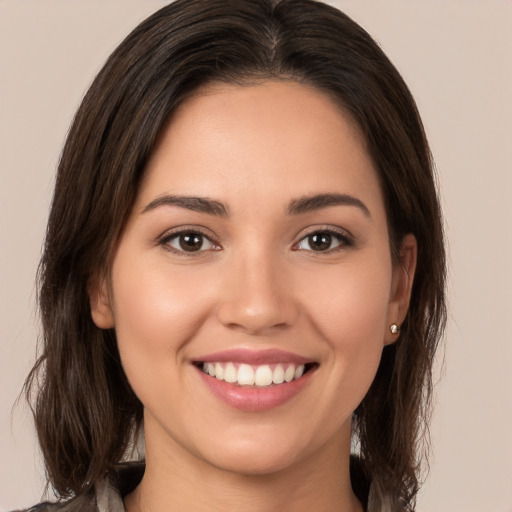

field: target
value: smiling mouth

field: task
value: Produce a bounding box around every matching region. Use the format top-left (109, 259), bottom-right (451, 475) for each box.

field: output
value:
top-left (195, 361), bottom-right (318, 387)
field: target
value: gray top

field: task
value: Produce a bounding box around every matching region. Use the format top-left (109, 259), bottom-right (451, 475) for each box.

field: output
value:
top-left (94, 478), bottom-right (385, 511)
top-left (19, 462), bottom-right (389, 512)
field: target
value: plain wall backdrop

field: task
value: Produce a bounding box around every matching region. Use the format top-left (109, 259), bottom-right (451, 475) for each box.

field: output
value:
top-left (1, 1), bottom-right (511, 510)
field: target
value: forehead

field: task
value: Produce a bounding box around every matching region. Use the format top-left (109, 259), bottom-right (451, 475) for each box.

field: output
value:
top-left (138, 81), bottom-right (384, 219)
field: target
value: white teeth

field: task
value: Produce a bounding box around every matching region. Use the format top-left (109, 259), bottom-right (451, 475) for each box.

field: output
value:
top-left (214, 362), bottom-right (224, 380)
top-left (294, 364), bottom-right (305, 379)
top-left (201, 361), bottom-right (310, 387)
top-left (224, 363), bottom-right (237, 383)
top-left (255, 365), bottom-right (273, 386)
top-left (284, 365), bottom-right (295, 383)
top-left (237, 364), bottom-right (255, 386)
top-left (272, 364), bottom-right (285, 384)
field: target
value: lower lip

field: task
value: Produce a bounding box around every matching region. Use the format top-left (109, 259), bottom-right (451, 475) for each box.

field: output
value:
top-left (196, 366), bottom-right (315, 412)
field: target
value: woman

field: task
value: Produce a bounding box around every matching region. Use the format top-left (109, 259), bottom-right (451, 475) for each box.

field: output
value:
top-left (21, 0), bottom-right (446, 511)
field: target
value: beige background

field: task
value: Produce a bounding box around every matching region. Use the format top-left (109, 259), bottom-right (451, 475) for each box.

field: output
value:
top-left (1, 1), bottom-right (511, 510)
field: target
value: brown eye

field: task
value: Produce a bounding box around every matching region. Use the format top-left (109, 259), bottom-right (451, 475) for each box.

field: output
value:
top-left (179, 233), bottom-right (204, 252)
top-left (295, 230), bottom-right (351, 253)
top-left (162, 231), bottom-right (217, 253)
top-left (307, 233), bottom-right (332, 251)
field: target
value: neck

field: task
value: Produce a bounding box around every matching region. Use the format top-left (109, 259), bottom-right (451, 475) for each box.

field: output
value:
top-left (124, 418), bottom-right (363, 512)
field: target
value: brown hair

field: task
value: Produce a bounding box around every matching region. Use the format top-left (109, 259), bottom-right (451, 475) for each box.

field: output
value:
top-left (25, 0), bottom-right (446, 510)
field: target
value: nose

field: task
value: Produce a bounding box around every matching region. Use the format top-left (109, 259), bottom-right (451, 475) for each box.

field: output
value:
top-left (216, 250), bottom-right (299, 335)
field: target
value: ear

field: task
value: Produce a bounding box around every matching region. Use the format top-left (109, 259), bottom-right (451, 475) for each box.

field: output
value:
top-left (88, 273), bottom-right (115, 329)
top-left (385, 234), bottom-right (417, 345)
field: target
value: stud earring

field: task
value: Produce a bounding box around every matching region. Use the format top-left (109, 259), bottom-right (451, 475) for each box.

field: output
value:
top-left (390, 323), bottom-right (400, 335)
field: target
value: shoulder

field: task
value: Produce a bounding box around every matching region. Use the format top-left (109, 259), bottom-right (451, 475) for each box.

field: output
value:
top-left (13, 462), bottom-right (145, 512)
top-left (11, 497), bottom-right (97, 512)
top-left (14, 494), bottom-right (99, 512)
top-left (10, 503), bottom-right (66, 512)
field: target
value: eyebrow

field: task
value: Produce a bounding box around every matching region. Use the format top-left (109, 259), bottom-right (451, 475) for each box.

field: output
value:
top-left (287, 193), bottom-right (371, 217)
top-left (142, 195), bottom-right (229, 217)
top-left (142, 192), bottom-right (370, 218)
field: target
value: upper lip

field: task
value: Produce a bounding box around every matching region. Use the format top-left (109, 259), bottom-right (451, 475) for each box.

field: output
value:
top-left (192, 348), bottom-right (314, 365)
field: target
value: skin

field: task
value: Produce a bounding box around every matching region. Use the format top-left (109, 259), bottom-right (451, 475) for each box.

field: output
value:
top-left (91, 81), bottom-right (416, 512)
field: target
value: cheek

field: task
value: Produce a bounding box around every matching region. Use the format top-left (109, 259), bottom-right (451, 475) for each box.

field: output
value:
top-left (109, 250), bottom-right (212, 382)
top-left (301, 254), bottom-right (392, 395)
top-left (304, 255), bottom-right (392, 340)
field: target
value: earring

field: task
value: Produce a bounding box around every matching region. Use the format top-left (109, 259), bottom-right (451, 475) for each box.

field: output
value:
top-left (390, 323), bottom-right (400, 335)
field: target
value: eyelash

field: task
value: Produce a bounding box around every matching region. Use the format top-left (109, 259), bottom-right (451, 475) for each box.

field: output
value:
top-left (157, 227), bottom-right (354, 256)
top-left (158, 228), bottom-right (220, 256)
top-left (292, 227), bottom-right (354, 253)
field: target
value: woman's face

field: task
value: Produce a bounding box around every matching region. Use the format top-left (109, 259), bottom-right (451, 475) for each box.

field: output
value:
top-left (91, 81), bottom-right (415, 476)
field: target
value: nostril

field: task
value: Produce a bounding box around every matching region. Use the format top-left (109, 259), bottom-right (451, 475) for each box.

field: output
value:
top-left (224, 320), bottom-right (290, 336)
top-left (215, 279), bottom-right (300, 334)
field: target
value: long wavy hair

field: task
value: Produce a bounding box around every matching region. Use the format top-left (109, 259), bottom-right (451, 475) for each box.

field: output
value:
top-left (25, 1), bottom-right (446, 510)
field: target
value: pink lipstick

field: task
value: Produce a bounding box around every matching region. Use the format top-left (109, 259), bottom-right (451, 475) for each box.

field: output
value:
top-left (192, 349), bottom-right (317, 412)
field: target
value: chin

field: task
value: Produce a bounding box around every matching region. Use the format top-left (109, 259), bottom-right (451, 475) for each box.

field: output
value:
top-left (191, 423), bottom-right (337, 478)
top-left (204, 444), bottom-right (304, 477)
